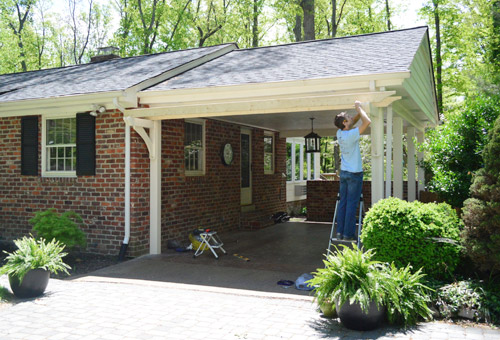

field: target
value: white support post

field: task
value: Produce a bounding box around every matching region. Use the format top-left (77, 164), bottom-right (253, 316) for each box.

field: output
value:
top-left (385, 106), bottom-right (393, 198)
top-left (417, 131), bottom-right (425, 198)
top-left (407, 126), bottom-right (416, 202)
top-left (370, 104), bottom-right (384, 205)
top-left (393, 116), bottom-right (404, 199)
top-left (314, 152), bottom-right (320, 180)
top-left (299, 143), bottom-right (304, 181)
top-left (306, 151), bottom-right (311, 180)
top-left (150, 120), bottom-right (162, 255)
top-left (291, 142), bottom-right (296, 182)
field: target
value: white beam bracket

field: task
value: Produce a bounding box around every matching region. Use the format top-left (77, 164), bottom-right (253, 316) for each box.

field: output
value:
top-left (123, 116), bottom-right (156, 159)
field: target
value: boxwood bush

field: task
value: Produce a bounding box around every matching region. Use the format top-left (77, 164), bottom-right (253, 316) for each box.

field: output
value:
top-left (360, 197), bottom-right (462, 279)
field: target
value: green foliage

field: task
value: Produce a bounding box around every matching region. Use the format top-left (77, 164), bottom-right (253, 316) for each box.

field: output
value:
top-left (419, 94), bottom-right (500, 208)
top-left (462, 113), bottom-right (500, 274)
top-left (428, 279), bottom-right (500, 324)
top-left (361, 197), bottom-right (462, 279)
top-left (0, 236), bottom-right (70, 281)
top-left (309, 245), bottom-right (433, 326)
top-left (309, 246), bottom-right (387, 314)
top-left (384, 263), bottom-right (434, 326)
top-left (30, 209), bottom-right (87, 250)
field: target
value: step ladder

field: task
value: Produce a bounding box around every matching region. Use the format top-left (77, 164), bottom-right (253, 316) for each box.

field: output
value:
top-left (327, 193), bottom-right (364, 252)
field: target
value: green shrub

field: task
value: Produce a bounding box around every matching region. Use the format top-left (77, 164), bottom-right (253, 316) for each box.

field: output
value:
top-left (462, 113), bottom-right (500, 274)
top-left (30, 209), bottom-right (87, 250)
top-left (427, 279), bottom-right (500, 324)
top-left (361, 197), bottom-right (462, 279)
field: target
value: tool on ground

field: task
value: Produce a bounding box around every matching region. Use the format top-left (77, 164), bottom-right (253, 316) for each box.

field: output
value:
top-left (328, 193), bottom-right (365, 252)
top-left (190, 228), bottom-right (227, 259)
top-left (233, 253), bottom-right (250, 261)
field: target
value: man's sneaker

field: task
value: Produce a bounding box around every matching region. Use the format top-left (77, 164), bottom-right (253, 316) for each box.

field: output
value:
top-left (343, 237), bottom-right (357, 242)
top-left (336, 233), bottom-right (343, 240)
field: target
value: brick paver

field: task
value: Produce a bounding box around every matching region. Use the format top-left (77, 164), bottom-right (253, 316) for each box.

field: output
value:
top-left (0, 275), bottom-right (499, 340)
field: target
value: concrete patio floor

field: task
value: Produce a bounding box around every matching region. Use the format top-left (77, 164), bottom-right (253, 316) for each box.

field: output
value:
top-left (82, 220), bottom-right (336, 296)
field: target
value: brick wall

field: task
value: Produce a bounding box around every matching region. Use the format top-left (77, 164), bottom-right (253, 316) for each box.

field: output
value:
top-left (160, 121), bottom-right (286, 248)
top-left (0, 112), bottom-right (132, 255)
top-left (306, 180), bottom-right (418, 222)
top-left (0, 114), bottom-right (286, 256)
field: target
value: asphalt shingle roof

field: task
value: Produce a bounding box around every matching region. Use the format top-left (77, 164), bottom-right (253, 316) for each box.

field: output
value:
top-left (0, 44), bottom-right (233, 103)
top-left (148, 27), bottom-right (428, 91)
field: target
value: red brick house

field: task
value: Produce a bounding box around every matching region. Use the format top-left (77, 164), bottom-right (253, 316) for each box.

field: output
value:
top-left (0, 27), bottom-right (438, 257)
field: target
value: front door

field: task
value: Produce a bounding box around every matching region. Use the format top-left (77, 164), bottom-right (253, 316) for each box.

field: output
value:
top-left (241, 128), bottom-right (252, 205)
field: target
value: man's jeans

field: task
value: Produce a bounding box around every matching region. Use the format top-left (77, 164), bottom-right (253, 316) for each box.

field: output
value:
top-left (336, 170), bottom-right (363, 239)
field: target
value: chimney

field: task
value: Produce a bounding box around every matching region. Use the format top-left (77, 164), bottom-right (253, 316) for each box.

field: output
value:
top-left (91, 46), bottom-right (120, 63)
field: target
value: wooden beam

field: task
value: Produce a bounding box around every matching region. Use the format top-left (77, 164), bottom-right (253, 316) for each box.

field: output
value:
top-left (126, 91), bottom-right (397, 120)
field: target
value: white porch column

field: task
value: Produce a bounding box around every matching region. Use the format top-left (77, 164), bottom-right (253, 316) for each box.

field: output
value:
top-left (313, 152), bottom-right (320, 179)
top-left (417, 131), bottom-right (425, 197)
top-left (291, 142), bottom-right (296, 181)
top-left (307, 152), bottom-right (311, 180)
top-left (370, 104), bottom-right (384, 204)
top-left (407, 126), bottom-right (416, 202)
top-left (393, 116), bottom-right (404, 199)
top-left (150, 120), bottom-right (162, 254)
top-left (385, 106), bottom-right (393, 198)
top-left (299, 143), bottom-right (304, 181)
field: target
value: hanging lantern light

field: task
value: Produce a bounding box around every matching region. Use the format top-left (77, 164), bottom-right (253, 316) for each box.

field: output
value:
top-left (305, 118), bottom-right (321, 153)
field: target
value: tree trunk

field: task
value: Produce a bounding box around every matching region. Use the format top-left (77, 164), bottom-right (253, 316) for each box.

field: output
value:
top-left (385, 0), bottom-right (391, 31)
top-left (492, 0), bottom-right (500, 66)
top-left (302, 0), bottom-right (315, 40)
top-left (252, 0), bottom-right (258, 47)
top-left (293, 14), bottom-right (302, 41)
top-left (433, 0), bottom-right (443, 113)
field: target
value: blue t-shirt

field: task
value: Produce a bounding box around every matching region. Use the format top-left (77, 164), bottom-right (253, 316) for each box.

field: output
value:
top-left (337, 127), bottom-right (362, 173)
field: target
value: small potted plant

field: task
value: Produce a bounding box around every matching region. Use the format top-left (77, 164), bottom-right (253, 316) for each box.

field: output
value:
top-left (0, 236), bottom-right (70, 298)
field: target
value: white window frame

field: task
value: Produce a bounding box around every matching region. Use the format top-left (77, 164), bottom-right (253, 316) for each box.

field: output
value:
top-left (264, 131), bottom-right (275, 175)
top-left (41, 114), bottom-right (77, 178)
top-left (184, 119), bottom-right (206, 176)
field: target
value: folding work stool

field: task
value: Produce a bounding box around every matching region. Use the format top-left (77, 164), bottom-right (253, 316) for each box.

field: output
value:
top-left (193, 229), bottom-right (227, 259)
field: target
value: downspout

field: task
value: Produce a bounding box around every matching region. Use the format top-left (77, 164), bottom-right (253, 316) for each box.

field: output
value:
top-left (114, 97), bottom-right (130, 261)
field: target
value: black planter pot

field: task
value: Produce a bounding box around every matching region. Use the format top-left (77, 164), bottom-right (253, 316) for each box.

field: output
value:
top-left (9, 268), bottom-right (50, 298)
top-left (336, 299), bottom-right (386, 331)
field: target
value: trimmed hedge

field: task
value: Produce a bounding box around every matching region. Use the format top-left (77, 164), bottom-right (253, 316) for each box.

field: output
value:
top-left (360, 197), bottom-right (462, 279)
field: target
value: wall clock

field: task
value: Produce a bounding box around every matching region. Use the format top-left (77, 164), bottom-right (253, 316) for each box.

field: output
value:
top-left (221, 143), bottom-right (234, 166)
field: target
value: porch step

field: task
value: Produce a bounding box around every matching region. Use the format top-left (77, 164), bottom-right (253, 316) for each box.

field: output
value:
top-left (240, 210), bottom-right (274, 231)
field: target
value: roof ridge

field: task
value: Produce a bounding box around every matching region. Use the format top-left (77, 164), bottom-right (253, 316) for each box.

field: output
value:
top-left (233, 26), bottom-right (429, 52)
top-left (0, 43), bottom-right (238, 78)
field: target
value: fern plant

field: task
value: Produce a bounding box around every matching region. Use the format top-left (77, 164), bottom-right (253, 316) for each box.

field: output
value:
top-left (308, 245), bottom-right (387, 314)
top-left (0, 236), bottom-right (71, 281)
top-left (309, 245), bottom-right (434, 326)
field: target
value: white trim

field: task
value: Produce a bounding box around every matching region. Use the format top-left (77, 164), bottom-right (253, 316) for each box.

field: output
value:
top-left (41, 114), bottom-right (77, 178)
top-left (370, 104), bottom-right (384, 204)
top-left (407, 127), bottom-right (416, 202)
top-left (184, 118), bottom-right (206, 176)
top-left (393, 116), bottom-right (404, 199)
top-left (149, 120), bottom-right (162, 255)
top-left (417, 131), bottom-right (426, 197)
top-left (263, 131), bottom-right (275, 175)
top-left (385, 106), bottom-right (393, 198)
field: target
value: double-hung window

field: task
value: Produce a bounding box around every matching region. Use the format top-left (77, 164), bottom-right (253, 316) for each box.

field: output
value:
top-left (184, 119), bottom-right (205, 175)
top-left (42, 116), bottom-right (77, 177)
top-left (264, 132), bottom-right (275, 174)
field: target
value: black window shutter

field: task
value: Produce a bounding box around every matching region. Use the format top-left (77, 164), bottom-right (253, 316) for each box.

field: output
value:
top-left (21, 116), bottom-right (39, 176)
top-left (76, 113), bottom-right (96, 176)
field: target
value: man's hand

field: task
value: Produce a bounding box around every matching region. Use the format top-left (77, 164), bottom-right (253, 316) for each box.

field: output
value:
top-left (355, 100), bottom-right (371, 134)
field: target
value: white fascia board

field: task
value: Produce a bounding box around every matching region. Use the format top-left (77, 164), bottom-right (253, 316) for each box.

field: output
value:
top-left (138, 72), bottom-right (411, 106)
top-left (126, 90), bottom-right (397, 120)
top-left (392, 101), bottom-right (425, 132)
top-left (0, 90), bottom-right (134, 117)
top-left (128, 44), bottom-right (237, 93)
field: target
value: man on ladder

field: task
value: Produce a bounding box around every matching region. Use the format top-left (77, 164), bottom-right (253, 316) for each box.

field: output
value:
top-left (333, 101), bottom-right (371, 242)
